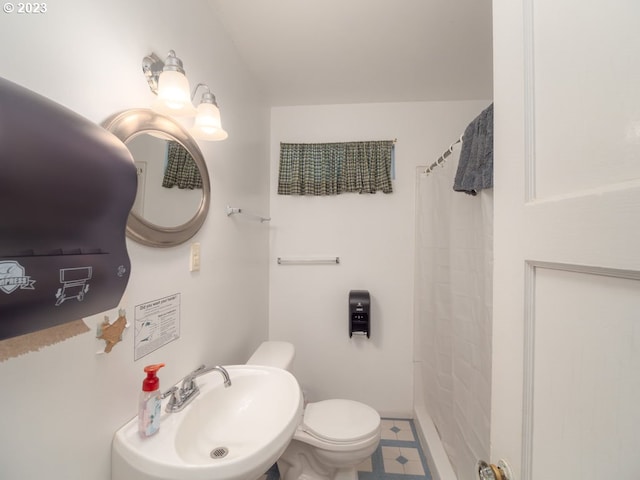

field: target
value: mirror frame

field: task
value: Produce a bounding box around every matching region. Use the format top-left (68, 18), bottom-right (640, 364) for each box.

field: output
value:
top-left (102, 109), bottom-right (210, 248)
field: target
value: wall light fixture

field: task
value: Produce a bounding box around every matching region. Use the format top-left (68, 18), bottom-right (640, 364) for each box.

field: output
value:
top-left (191, 84), bottom-right (228, 141)
top-left (142, 50), bottom-right (228, 141)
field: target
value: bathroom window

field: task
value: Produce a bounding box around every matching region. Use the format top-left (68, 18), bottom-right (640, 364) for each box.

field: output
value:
top-left (278, 140), bottom-right (394, 196)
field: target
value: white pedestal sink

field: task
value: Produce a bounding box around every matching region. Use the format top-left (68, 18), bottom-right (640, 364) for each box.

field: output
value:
top-left (112, 365), bottom-right (303, 480)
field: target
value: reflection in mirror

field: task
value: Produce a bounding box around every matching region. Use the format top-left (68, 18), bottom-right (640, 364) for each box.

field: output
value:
top-left (102, 109), bottom-right (210, 248)
top-left (127, 135), bottom-right (202, 228)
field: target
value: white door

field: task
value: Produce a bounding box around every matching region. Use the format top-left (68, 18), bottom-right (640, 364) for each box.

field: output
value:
top-left (492, 1), bottom-right (640, 479)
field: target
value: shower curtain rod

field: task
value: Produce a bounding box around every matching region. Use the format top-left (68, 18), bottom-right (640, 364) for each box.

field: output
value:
top-left (423, 134), bottom-right (463, 175)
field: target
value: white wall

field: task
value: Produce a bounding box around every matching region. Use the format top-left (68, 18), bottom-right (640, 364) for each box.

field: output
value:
top-left (269, 100), bottom-right (489, 416)
top-left (0, 1), bottom-right (270, 479)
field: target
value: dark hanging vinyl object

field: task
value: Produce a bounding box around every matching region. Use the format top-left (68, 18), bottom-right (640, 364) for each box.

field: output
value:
top-left (0, 77), bottom-right (137, 340)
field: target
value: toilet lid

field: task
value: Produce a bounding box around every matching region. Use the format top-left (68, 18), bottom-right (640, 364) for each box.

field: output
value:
top-left (302, 399), bottom-right (380, 443)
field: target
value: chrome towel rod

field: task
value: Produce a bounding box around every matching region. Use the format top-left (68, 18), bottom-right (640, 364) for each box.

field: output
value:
top-left (277, 257), bottom-right (340, 265)
top-left (225, 205), bottom-right (270, 223)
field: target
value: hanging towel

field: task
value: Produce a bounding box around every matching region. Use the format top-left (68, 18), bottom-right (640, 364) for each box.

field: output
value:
top-left (453, 103), bottom-right (493, 195)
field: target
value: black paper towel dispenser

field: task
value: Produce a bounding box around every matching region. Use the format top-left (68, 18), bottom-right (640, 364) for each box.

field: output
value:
top-left (0, 77), bottom-right (137, 340)
top-left (349, 290), bottom-right (370, 338)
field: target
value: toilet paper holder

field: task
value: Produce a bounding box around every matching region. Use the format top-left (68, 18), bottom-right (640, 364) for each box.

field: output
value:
top-left (349, 290), bottom-right (370, 338)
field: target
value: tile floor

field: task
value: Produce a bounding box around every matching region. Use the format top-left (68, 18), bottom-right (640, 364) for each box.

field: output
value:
top-left (260, 418), bottom-right (432, 480)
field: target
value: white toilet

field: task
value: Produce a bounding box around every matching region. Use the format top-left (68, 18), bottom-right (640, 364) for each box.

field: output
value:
top-left (247, 341), bottom-right (381, 480)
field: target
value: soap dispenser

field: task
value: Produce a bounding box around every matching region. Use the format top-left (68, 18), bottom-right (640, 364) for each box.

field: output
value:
top-left (138, 363), bottom-right (165, 438)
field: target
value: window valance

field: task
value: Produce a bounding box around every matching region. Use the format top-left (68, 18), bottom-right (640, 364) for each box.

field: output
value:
top-left (278, 140), bottom-right (394, 196)
top-left (162, 141), bottom-right (203, 190)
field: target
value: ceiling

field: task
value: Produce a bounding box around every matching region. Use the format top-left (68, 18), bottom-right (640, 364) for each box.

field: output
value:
top-left (208, 0), bottom-right (493, 107)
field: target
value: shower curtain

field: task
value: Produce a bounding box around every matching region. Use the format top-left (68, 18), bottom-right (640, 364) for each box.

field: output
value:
top-left (414, 157), bottom-right (493, 479)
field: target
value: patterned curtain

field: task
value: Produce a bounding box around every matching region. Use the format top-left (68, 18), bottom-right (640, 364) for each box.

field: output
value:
top-left (278, 140), bottom-right (394, 196)
top-left (162, 141), bottom-right (203, 189)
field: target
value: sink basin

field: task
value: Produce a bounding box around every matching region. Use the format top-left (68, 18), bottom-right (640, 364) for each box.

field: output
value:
top-left (112, 365), bottom-right (303, 480)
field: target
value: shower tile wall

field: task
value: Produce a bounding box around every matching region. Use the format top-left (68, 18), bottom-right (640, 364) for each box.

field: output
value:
top-left (415, 159), bottom-right (493, 477)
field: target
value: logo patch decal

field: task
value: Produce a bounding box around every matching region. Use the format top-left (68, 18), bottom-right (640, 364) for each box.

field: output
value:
top-left (0, 261), bottom-right (36, 294)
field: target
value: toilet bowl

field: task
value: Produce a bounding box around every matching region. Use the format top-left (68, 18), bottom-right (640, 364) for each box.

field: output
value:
top-left (247, 342), bottom-right (381, 480)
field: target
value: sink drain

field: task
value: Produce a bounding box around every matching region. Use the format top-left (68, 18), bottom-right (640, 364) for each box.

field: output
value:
top-left (210, 447), bottom-right (229, 459)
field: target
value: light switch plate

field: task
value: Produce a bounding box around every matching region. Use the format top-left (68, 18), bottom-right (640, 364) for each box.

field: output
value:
top-left (189, 242), bottom-right (201, 271)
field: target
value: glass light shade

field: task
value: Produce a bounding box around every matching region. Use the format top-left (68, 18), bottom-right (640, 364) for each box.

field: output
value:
top-left (192, 102), bottom-right (228, 141)
top-left (153, 70), bottom-right (196, 116)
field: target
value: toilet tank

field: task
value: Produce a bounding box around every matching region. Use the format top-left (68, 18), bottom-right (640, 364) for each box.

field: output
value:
top-left (247, 341), bottom-right (295, 371)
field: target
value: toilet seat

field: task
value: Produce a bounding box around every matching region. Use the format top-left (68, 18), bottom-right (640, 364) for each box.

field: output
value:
top-left (301, 399), bottom-right (380, 444)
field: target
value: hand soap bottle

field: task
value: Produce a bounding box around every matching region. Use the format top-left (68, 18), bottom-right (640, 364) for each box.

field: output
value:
top-left (138, 363), bottom-right (165, 438)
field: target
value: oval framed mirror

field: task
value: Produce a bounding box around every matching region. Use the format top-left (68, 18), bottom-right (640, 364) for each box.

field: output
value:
top-left (102, 109), bottom-right (210, 248)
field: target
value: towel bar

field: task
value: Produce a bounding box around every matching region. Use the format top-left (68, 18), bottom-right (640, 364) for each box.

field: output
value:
top-left (277, 257), bottom-right (340, 265)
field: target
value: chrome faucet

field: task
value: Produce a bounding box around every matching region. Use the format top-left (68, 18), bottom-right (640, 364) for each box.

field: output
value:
top-left (164, 365), bottom-right (232, 413)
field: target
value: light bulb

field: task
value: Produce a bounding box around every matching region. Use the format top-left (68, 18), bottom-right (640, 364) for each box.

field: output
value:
top-left (192, 102), bottom-right (228, 141)
top-left (154, 70), bottom-right (195, 116)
